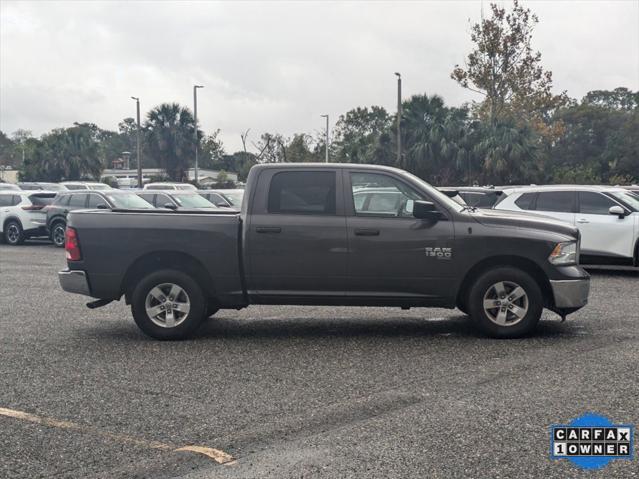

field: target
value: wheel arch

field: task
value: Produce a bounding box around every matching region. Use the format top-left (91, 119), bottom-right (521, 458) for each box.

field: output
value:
top-left (3, 216), bottom-right (23, 232)
top-left (121, 251), bottom-right (217, 305)
top-left (456, 255), bottom-right (552, 309)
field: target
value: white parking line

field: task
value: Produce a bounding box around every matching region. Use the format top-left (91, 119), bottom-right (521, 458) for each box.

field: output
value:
top-left (0, 406), bottom-right (234, 464)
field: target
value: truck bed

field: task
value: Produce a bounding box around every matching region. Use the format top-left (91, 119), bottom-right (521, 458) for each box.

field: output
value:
top-left (67, 209), bottom-right (245, 305)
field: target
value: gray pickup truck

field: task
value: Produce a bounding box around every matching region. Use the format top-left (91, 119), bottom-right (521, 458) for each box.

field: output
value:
top-left (59, 163), bottom-right (590, 339)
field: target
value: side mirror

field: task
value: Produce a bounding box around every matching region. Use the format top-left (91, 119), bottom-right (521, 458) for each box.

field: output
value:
top-left (216, 201), bottom-right (229, 207)
top-left (609, 205), bottom-right (625, 218)
top-left (164, 203), bottom-right (178, 210)
top-left (96, 203), bottom-right (109, 209)
top-left (413, 200), bottom-right (443, 221)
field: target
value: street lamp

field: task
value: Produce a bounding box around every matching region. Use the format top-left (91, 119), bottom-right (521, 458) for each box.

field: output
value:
top-left (130, 96), bottom-right (142, 188)
top-left (320, 114), bottom-right (329, 163)
top-left (394, 72), bottom-right (402, 167)
top-left (193, 85), bottom-right (204, 184)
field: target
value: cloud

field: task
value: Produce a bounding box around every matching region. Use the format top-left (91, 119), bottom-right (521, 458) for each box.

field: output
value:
top-left (1, 0), bottom-right (638, 152)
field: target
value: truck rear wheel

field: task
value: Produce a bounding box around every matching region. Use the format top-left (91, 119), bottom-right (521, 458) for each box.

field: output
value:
top-left (131, 269), bottom-right (206, 340)
top-left (467, 267), bottom-right (542, 338)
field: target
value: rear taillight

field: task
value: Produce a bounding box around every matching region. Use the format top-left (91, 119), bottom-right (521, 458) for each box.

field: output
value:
top-left (22, 205), bottom-right (45, 211)
top-left (65, 227), bottom-right (82, 261)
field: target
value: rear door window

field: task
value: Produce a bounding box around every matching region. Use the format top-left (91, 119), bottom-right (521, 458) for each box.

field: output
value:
top-left (514, 193), bottom-right (536, 210)
top-left (28, 194), bottom-right (56, 206)
top-left (268, 171), bottom-right (336, 215)
top-left (0, 195), bottom-right (12, 207)
top-left (68, 194), bottom-right (88, 207)
top-left (54, 194), bottom-right (71, 206)
top-left (534, 191), bottom-right (575, 213)
top-left (87, 194), bottom-right (108, 208)
top-left (578, 192), bottom-right (617, 215)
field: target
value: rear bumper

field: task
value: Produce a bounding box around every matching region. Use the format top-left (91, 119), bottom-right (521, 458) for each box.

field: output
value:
top-left (58, 269), bottom-right (91, 296)
top-left (550, 278), bottom-right (590, 309)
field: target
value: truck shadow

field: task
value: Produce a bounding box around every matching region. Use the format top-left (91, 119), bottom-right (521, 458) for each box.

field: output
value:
top-left (189, 314), bottom-right (582, 341)
top-left (81, 313), bottom-right (586, 343)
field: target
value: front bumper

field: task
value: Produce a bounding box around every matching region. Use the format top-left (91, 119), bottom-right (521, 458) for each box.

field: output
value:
top-left (58, 269), bottom-right (91, 296)
top-left (550, 278), bottom-right (590, 309)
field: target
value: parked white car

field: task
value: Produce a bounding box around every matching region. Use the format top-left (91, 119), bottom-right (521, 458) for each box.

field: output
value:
top-left (60, 181), bottom-right (113, 190)
top-left (143, 182), bottom-right (197, 191)
top-left (0, 191), bottom-right (57, 245)
top-left (494, 185), bottom-right (639, 266)
top-left (0, 183), bottom-right (21, 191)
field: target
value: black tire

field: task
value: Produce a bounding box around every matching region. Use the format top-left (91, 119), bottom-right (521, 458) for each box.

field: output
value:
top-left (4, 220), bottom-right (25, 246)
top-left (50, 221), bottom-right (67, 248)
top-left (467, 266), bottom-right (543, 338)
top-left (131, 269), bottom-right (206, 340)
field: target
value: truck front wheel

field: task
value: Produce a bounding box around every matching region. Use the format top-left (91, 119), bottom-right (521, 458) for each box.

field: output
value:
top-left (467, 267), bottom-right (542, 338)
top-left (131, 269), bottom-right (206, 340)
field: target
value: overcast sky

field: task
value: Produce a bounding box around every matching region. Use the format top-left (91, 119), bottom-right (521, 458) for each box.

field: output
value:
top-left (1, 0), bottom-right (638, 152)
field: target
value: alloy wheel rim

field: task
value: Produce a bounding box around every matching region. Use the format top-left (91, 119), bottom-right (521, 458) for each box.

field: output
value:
top-left (144, 283), bottom-right (190, 328)
top-left (53, 225), bottom-right (66, 246)
top-left (7, 225), bottom-right (19, 243)
top-left (482, 281), bottom-right (529, 327)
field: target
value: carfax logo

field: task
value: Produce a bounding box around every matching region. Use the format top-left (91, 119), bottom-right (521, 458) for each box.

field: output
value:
top-left (550, 413), bottom-right (634, 469)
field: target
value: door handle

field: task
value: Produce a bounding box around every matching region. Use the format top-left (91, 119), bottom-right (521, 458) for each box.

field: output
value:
top-left (256, 226), bottom-right (281, 234)
top-left (576, 219), bottom-right (589, 224)
top-left (354, 228), bottom-right (380, 236)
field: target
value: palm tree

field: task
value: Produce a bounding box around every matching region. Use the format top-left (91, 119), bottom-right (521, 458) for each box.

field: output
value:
top-left (401, 94), bottom-right (470, 185)
top-left (145, 103), bottom-right (198, 181)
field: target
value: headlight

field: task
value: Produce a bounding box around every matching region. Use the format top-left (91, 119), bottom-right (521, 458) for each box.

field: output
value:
top-left (548, 241), bottom-right (578, 265)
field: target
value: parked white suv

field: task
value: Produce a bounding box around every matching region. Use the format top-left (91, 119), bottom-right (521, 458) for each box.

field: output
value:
top-left (495, 185), bottom-right (639, 266)
top-left (0, 191), bottom-right (57, 245)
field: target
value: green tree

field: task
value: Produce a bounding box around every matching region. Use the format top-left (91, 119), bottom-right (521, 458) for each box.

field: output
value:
top-left (401, 94), bottom-right (471, 185)
top-left (472, 120), bottom-right (541, 184)
top-left (332, 106), bottom-right (391, 164)
top-left (451, 0), bottom-right (567, 141)
top-left (0, 131), bottom-right (17, 169)
top-left (547, 89), bottom-right (638, 183)
top-left (144, 103), bottom-right (198, 181)
top-left (200, 129), bottom-right (226, 169)
top-left (19, 125), bottom-right (103, 181)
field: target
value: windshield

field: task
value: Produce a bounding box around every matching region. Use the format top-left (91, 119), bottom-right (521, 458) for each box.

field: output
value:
top-left (172, 193), bottom-right (216, 208)
top-left (609, 191), bottom-right (639, 211)
top-left (107, 193), bottom-right (154, 209)
top-left (401, 171), bottom-right (465, 212)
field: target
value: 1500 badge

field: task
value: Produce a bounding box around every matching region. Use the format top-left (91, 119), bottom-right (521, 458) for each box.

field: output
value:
top-left (425, 247), bottom-right (452, 259)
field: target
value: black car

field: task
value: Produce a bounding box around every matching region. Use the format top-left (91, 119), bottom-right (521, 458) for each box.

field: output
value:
top-left (439, 187), bottom-right (504, 208)
top-left (46, 190), bottom-right (153, 247)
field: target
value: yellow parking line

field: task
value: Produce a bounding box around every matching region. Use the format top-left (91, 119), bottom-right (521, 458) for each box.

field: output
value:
top-left (0, 406), bottom-right (234, 464)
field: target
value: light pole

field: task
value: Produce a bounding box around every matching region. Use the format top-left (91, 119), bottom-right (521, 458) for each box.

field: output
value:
top-left (131, 97), bottom-right (142, 188)
top-left (320, 114), bottom-right (329, 163)
top-left (193, 85), bottom-right (204, 184)
top-left (394, 72), bottom-right (402, 167)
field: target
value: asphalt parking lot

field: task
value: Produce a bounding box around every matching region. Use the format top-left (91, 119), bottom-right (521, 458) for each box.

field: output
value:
top-left (0, 242), bottom-right (637, 478)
